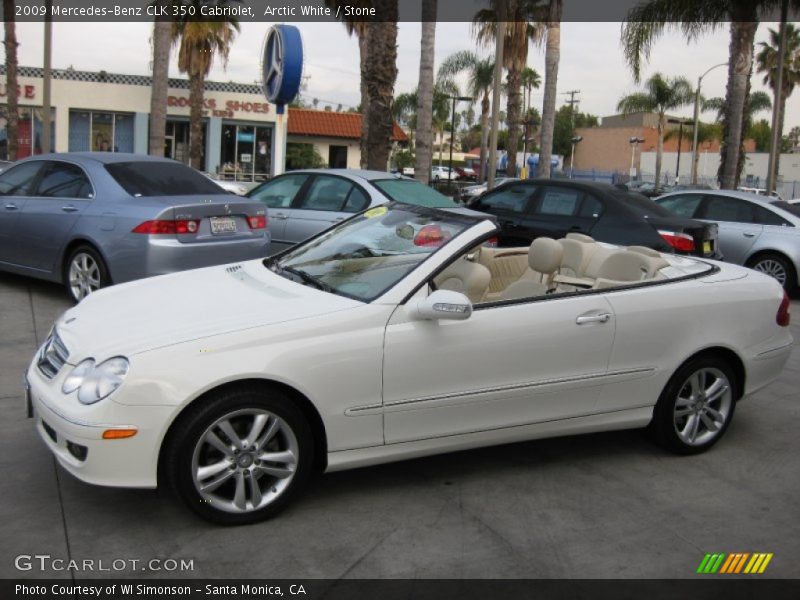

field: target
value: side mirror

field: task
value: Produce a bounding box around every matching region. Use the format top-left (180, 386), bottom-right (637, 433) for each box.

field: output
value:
top-left (408, 289), bottom-right (472, 321)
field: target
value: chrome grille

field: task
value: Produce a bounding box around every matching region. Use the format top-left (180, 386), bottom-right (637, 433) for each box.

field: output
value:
top-left (37, 331), bottom-right (69, 379)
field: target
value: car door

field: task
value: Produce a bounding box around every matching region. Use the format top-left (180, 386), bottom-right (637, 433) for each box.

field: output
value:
top-left (15, 160), bottom-right (95, 272)
top-left (382, 291), bottom-right (616, 444)
top-left (518, 185), bottom-right (603, 239)
top-left (247, 173), bottom-right (310, 254)
top-left (696, 195), bottom-right (762, 264)
top-left (0, 161), bottom-right (46, 267)
top-left (471, 183), bottom-right (538, 246)
top-left (282, 175), bottom-right (369, 245)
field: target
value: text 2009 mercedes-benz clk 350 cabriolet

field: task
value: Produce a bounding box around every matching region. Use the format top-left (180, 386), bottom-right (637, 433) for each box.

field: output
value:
top-left (26, 202), bottom-right (792, 524)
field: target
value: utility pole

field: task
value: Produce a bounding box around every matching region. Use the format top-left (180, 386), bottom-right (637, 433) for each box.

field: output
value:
top-left (563, 90), bottom-right (580, 129)
top-left (42, 0), bottom-right (53, 154)
top-left (766, 0), bottom-right (789, 196)
top-left (487, 7), bottom-right (506, 191)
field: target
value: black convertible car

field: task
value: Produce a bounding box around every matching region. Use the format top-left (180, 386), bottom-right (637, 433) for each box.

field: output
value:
top-left (468, 180), bottom-right (721, 259)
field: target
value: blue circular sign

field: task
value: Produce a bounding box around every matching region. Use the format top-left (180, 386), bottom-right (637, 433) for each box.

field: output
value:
top-left (262, 25), bottom-right (304, 114)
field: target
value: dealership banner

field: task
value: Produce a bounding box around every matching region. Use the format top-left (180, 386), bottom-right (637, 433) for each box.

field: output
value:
top-left (4, 579), bottom-right (800, 600)
top-left (3, 0), bottom-right (800, 23)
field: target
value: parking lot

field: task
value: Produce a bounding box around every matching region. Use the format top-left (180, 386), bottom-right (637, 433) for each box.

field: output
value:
top-left (1, 272), bottom-right (798, 580)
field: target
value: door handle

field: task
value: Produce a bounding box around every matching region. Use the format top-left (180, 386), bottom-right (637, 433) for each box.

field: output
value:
top-left (272, 212), bottom-right (288, 220)
top-left (743, 232), bottom-right (757, 238)
top-left (61, 205), bottom-right (79, 213)
top-left (4, 203), bottom-right (18, 210)
top-left (333, 217), bottom-right (345, 222)
top-left (576, 312), bottom-right (611, 325)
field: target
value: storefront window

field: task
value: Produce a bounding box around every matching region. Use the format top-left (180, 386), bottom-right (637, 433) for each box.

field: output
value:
top-left (220, 122), bottom-right (272, 182)
top-left (0, 105), bottom-right (55, 159)
top-left (165, 119), bottom-right (206, 171)
top-left (68, 110), bottom-right (134, 153)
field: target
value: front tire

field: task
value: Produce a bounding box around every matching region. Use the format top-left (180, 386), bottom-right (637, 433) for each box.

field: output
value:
top-left (650, 356), bottom-right (738, 455)
top-left (164, 385), bottom-right (314, 525)
top-left (65, 245), bottom-right (110, 303)
top-left (747, 252), bottom-right (796, 291)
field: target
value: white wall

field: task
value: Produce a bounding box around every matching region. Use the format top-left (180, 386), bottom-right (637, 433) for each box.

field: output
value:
top-left (641, 151), bottom-right (800, 185)
top-left (287, 136), bottom-right (360, 169)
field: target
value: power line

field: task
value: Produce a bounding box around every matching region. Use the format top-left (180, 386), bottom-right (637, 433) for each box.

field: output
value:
top-left (563, 89), bottom-right (581, 129)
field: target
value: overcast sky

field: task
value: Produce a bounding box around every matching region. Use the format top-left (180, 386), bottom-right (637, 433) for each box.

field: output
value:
top-left (11, 20), bottom-right (795, 128)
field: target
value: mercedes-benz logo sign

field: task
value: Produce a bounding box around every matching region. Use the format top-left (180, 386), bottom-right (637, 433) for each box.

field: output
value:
top-left (264, 28), bottom-right (284, 101)
top-left (261, 25), bottom-right (303, 114)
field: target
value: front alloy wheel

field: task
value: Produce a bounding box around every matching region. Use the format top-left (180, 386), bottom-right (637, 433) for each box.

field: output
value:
top-left (165, 386), bottom-right (313, 525)
top-left (650, 357), bottom-right (738, 454)
top-left (65, 246), bottom-right (109, 302)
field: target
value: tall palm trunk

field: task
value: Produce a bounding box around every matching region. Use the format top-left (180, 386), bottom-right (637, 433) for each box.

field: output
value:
top-left (414, 0), bottom-right (436, 185)
top-left (364, 1), bottom-right (398, 171)
top-left (537, 0), bottom-right (561, 179)
top-left (655, 115), bottom-right (665, 186)
top-left (505, 67), bottom-right (522, 176)
top-left (149, 18), bottom-right (171, 156)
top-left (3, 0), bottom-right (19, 161)
top-left (358, 33), bottom-right (370, 169)
top-left (719, 20), bottom-right (757, 189)
top-left (188, 73), bottom-right (205, 170)
top-left (479, 93), bottom-right (490, 184)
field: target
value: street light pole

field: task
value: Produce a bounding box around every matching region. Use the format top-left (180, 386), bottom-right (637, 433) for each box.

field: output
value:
top-left (675, 121), bottom-right (684, 182)
top-left (487, 12), bottom-right (505, 191)
top-left (629, 136), bottom-right (644, 180)
top-left (569, 136), bottom-right (582, 179)
top-left (448, 95), bottom-right (472, 180)
top-left (691, 62), bottom-right (727, 184)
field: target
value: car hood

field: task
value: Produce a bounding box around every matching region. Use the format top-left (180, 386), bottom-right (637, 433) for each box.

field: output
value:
top-left (54, 261), bottom-right (363, 361)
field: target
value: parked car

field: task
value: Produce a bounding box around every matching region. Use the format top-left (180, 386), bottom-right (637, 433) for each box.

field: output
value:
top-left (453, 166), bottom-right (477, 181)
top-left (737, 186), bottom-right (784, 201)
top-left (461, 177), bottom-right (520, 201)
top-left (401, 167), bottom-right (415, 177)
top-left (431, 165), bottom-right (460, 181)
top-left (468, 180), bottom-right (721, 259)
top-left (246, 169), bottom-right (465, 254)
top-left (26, 201), bottom-right (792, 524)
top-left (203, 172), bottom-right (249, 196)
top-left (656, 189), bottom-right (800, 290)
top-left (0, 153), bottom-right (270, 302)
top-left (0, 159), bottom-right (11, 173)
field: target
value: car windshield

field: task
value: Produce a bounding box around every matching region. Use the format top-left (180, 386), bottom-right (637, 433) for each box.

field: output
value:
top-left (617, 191), bottom-right (675, 218)
top-left (268, 203), bottom-right (475, 302)
top-left (105, 161), bottom-right (228, 197)
top-left (372, 179), bottom-right (458, 208)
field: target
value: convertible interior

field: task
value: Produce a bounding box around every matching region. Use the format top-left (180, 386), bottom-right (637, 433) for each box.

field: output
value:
top-left (433, 233), bottom-right (672, 304)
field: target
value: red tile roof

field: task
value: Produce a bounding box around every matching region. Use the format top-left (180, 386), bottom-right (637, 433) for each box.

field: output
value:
top-left (288, 108), bottom-right (408, 142)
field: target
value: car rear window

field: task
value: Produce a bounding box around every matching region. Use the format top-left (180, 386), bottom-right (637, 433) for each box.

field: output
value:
top-left (105, 161), bottom-right (227, 197)
top-left (615, 191), bottom-right (675, 218)
top-left (771, 201), bottom-right (800, 219)
top-left (372, 179), bottom-right (458, 208)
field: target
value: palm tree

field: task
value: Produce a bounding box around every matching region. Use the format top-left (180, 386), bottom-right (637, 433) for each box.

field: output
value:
top-left (620, 0), bottom-right (784, 189)
top-left (537, 0), bottom-right (562, 179)
top-left (704, 91), bottom-right (771, 169)
top-left (415, 0), bottom-right (437, 184)
top-left (172, 13), bottom-right (239, 170)
top-left (3, 0), bottom-right (19, 160)
top-left (149, 12), bottom-right (172, 156)
top-left (325, 0), bottom-right (370, 167)
top-left (756, 23), bottom-right (800, 177)
top-left (474, 1), bottom-right (546, 177)
top-left (520, 66), bottom-right (541, 118)
top-left (438, 51), bottom-right (495, 182)
top-left (617, 73), bottom-right (694, 187)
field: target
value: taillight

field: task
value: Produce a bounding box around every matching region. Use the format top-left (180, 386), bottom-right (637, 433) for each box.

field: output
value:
top-left (777, 291), bottom-right (791, 327)
top-left (132, 219), bottom-right (199, 234)
top-left (414, 224), bottom-right (451, 247)
top-left (483, 236), bottom-right (498, 248)
top-left (247, 215), bottom-right (267, 229)
top-left (659, 230), bottom-right (695, 253)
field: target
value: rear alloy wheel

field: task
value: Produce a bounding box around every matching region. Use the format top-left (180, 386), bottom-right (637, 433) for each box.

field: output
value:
top-left (65, 245), bottom-right (110, 303)
top-left (165, 386), bottom-right (313, 525)
top-left (650, 357), bottom-right (737, 455)
top-left (748, 253), bottom-right (796, 291)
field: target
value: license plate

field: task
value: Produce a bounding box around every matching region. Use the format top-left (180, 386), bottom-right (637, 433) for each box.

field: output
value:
top-left (703, 240), bottom-right (712, 255)
top-left (210, 216), bottom-right (237, 234)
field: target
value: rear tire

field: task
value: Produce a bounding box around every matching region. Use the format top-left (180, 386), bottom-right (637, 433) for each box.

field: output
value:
top-left (747, 252), bottom-right (796, 291)
top-left (163, 385), bottom-right (314, 525)
top-left (64, 245), bottom-right (110, 303)
top-left (649, 356), bottom-right (738, 455)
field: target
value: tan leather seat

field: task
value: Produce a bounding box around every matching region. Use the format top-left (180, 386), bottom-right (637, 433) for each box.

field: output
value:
top-left (593, 250), bottom-right (663, 289)
top-left (435, 258), bottom-right (491, 304)
top-left (500, 237), bottom-right (563, 300)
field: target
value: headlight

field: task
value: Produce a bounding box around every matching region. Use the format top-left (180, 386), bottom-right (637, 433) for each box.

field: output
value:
top-left (61, 357), bottom-right (129, 405)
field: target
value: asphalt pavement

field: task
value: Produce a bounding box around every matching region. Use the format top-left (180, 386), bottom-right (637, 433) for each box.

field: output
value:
top-left (1, 272), bottom-right (798, 580)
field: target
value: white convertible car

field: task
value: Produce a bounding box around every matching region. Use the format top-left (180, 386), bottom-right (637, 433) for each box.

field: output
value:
top-left (26, 203), bottom-right (793, 524)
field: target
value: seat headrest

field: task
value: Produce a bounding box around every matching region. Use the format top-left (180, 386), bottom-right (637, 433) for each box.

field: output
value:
top-left (596, 251), bottom-right (654, 282)
top-left (529, 237), bottom-right (563, 275)
top-left (565, 232), bottom-right (595, 243)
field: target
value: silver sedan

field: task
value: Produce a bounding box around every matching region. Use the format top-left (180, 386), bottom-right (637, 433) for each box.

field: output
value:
top-left (0, 153), bottom-right (270, 302)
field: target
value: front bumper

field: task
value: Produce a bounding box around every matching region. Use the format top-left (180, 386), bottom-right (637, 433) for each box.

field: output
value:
top-left (26, 362), bottom-right (174, 488)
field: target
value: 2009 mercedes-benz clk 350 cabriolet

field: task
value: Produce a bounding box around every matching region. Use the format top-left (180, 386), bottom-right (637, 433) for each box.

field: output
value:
top-left (27, 203), bottom-right (793, 524)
